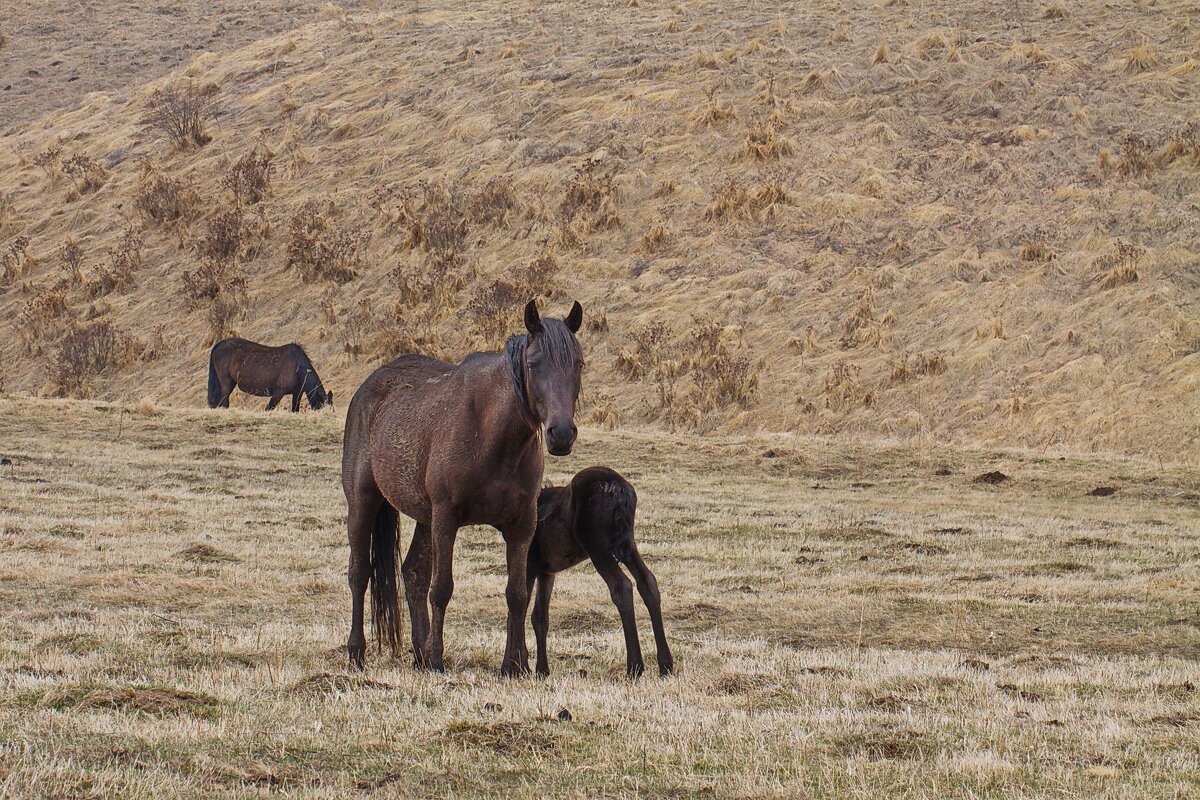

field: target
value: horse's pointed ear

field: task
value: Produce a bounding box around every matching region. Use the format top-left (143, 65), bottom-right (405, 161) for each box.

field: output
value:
top-left (524, 299), bottom-right (543, 335)
top-left (565, 301), bottom-right (583, 333)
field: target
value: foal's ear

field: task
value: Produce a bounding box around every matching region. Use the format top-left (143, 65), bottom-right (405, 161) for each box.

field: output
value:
top-left (564, 301), bottom-right (583, 333)
top-left (524, 299), bottom-right (543, 335)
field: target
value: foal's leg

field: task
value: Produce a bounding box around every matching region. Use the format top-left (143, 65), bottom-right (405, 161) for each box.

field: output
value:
top-left (346, 486), bottom-right (384, 670)
top-left (402, 522), bottom-right (432, 666)
top-left (499, 509), bottom-right (536, 677)
top-left (531, 572), bottom-right (555, 677)
top-left (590, 551), bottom-right (644, 679)
top-left (422, 507), bottom-right (459, 672)
top-left (626, 548), bottom-right (673, 676)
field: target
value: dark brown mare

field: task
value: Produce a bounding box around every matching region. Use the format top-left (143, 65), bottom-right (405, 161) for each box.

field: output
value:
top-left (531, 467), bottom-right (673, 678)
top-left (207, 337), bottom-right (332, 412)
top-left (341, 300), bottom-right (584, 675)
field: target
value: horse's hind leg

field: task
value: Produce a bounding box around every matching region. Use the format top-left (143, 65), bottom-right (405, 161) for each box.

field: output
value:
top-left (627, 548), bottom-right (673, 676)
top-left (291, 392), bottom-right (302, 413)
top-left (346, 486), bottom-right (383, 669)
top-left (266, 391), bottom-right (285, 411)
top-left (590, 550), bottom-right (644, 679)
top-left (531, 572), bottom-right (555, 677)
top-left (402, 521), bottom-right (432, 666)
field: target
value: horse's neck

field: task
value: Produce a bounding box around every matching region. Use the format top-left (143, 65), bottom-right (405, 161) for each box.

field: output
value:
top-left (471, 357), bottom-right (541, 455)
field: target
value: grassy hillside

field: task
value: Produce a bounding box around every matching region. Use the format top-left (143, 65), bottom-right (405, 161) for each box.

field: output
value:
top-left (1, 398), bottom-right (1197, 797)
top-left (0, 0), bottom-right (1197, 458)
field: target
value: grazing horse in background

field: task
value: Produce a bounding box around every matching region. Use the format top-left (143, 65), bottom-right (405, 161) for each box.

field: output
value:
top-left (531, 467), bottom-right (673, 678)
top-left (342, 300), bottom-right (584, 675)
top-left (207, 337), bottom-right (332, 412)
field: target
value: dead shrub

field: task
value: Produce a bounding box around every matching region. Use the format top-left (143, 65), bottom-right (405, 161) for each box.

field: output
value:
top-left (182, 257), bottom-right (246, 310)
top-left (1, 235), bottom-right (32, 285)
top-left (467, 280), bottom-right (526, 344)
top-left (223, 149), bottom-right (274, 205)
top-left (51, 321), bottom-right (144, 397)
top-left (287, 203), bottom-right (363, 283)
top-left (134, 166), bottom-right (199, 223)
top-left (18, 283), bottom-right (75, 354)
top-left (60, 155), bottom-right (106, 195)
top-left (823, 361), bottom-right (874, 412)
top-left (640, 223), bottom-right (671, 252)
top-left (206, 296), bottom-right (245, 345)
top-left (584, 388), bottom-right (619, 429)
top-left (58, 240), bottom-right (85, 284)
top-left (203, 208), bottom-right (268, 263)
top-left (560, 160), bottom-right (620, 231)
top-left (33, 147), bottom-right (62, 179)
top-left (514, 249), bottom-right (560, 297)
top-left (467, 179), bottom-right (517, 226)
top-left (1116, 133), bottom-right (1155, 178)
top-left (704, 179), bottom-right (750, 221)
top-left (889, 350), bottom-right (947, 384)
top-left (142, 84), bottom-right (216, 148)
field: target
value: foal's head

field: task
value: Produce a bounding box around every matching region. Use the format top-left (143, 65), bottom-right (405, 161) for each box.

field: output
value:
top-left (510, 300), bottom-right (584, 456)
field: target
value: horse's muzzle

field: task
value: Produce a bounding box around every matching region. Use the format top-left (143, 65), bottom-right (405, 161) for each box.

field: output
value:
top-left (545, 422), bottom-right (577, 456)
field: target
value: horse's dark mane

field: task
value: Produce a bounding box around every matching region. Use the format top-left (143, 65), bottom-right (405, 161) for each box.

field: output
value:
top-left (503, 318), bottom-right (582, 427)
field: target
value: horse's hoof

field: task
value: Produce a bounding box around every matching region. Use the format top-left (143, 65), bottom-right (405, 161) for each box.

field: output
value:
top-left (626, 663), bottom-right (645, 680)
top-left (500, 663), bottom-right (530, 678)
top-left (659, 663), bottom-right (674, 677)
top-left (348, 647), bottom-right (366, 671)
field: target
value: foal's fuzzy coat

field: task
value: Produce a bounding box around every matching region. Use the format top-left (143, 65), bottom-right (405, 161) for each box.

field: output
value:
top-left (530, 467), bottom-right (673, 678)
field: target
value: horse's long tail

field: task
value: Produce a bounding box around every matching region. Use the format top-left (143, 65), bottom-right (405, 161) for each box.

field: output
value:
top-left (606, 480), bottom-right (638, 565)
top-left (370, 501), bottom-right (403, 654)
top-left (206, 351), bottom-right (221, 408)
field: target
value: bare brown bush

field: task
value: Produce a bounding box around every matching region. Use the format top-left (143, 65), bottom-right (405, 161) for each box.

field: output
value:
top-left (560, 160), bottom-right (620, 231)
top-left (202, 208), bottom-right (267, 263)
top-left (60, 154), bottom-right (106, 195)
top-left (17, 282), bottom-right (74, 354)
top-left (1097, 240), bottom-right (1143, 289)
top-left (135, 165), bottom-right (199, 224)
top-left (223, 149), bottom-right (274, 205)
top-left (142, 84), bottom-right (216, 148)
top-left (286, 202), bottom-right (363, 283)
top-left (467, 280), bottom-right (525, 344)
top-left (467, 179), bottom-right (517, 226)
top-left (58, 240), bottom-right (85, 284)
top-left (50, 321), bottom-right (144, 397)
top-left (181, 257), bottom-right (246, 309)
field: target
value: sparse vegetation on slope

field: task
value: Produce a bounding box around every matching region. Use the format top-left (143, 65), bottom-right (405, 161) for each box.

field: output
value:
top-left (0, 0), bottom-right (1197, 457)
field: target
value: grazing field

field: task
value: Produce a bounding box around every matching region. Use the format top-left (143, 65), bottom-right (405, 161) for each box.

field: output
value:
top-left (1, 397), bottom-right (1197, 798)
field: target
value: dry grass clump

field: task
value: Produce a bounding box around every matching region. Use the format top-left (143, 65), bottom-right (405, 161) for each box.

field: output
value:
top-left (142, 83), bottom-right (216, 148)
top-left (223, 148), bottom-right (274, 206)
top-left (50, 320), bottom-right (144, 397)
top-left (134, 164), bottom-right (199, 224)
top-left (17, 283), bottom-right (74, 354)
top-left (888, 350), bottom-right (948, 384)
top-left (1019, 228), bottom-right (1057, 262)
top-left (1, 235), bottom-right (32, 285)
top-left (181, 257), bottom-right (246, 310)
top-left (1042, 4), bottom-right (1067, 19)
top-left (742, 121), bottom-right (795, 160)
top-left (287, 202), bottom-right (363, 283)
top-left (1096, 240), bottom-right (1143, 289)
top-left (84, 226), bottom-right (144, 299)
top-left (1123, 46), bottom-right (1159, 74)
top-left (466, 178), bottom-right (517, 226)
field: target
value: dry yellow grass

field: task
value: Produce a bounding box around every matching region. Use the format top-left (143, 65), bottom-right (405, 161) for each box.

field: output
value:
top-left (0, 0), bottom-right (1198, 461)
top-left (1, 398), bottom-right (1198, 798)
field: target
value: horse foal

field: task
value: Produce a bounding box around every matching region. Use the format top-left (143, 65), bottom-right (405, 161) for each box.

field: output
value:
top-left (530, 467), bottom-right (673, 678)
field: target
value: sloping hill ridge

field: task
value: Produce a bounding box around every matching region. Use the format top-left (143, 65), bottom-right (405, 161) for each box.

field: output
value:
top-left (1, 0), bottom-right (1197, 458)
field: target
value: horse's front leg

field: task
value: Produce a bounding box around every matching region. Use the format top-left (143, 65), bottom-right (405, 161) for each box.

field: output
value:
top-left (402, 521), bottom-right (432, 666)
top-left (421, 507), bottom-right (459, 672)
top-left (531, 571), bottom-right (555, 677)
top-left (500, 509), bottom-right (535, 677)
top-left (291, 392), bottom-right (302, 413)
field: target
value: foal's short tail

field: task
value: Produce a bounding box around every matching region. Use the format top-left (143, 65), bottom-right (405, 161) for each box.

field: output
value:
top-left (206, 354), bottom-right (221, 408)
top-left (370, 501), bottom-right (403, 653)
top-left (606, 480), bottom-right (638, 566)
